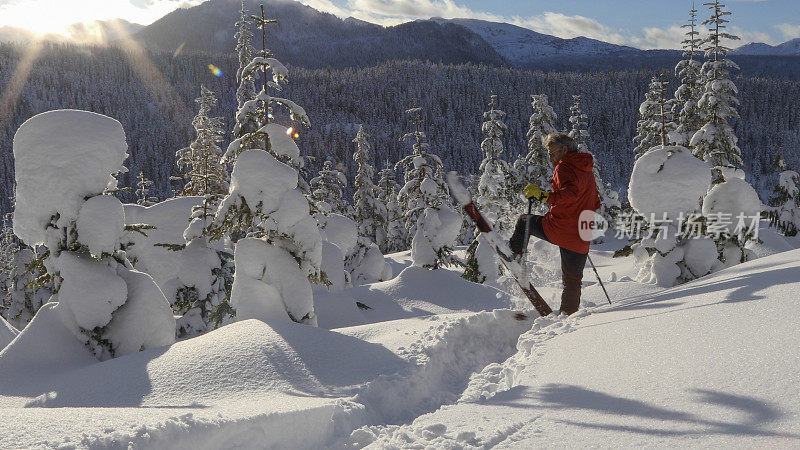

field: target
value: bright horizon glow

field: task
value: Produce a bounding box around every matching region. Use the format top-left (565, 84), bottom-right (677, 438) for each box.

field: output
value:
top-left (0, 0), bottom-right (200, 37)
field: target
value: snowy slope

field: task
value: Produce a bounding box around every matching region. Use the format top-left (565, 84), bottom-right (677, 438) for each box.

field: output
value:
top-left (734, 38), bottom-right (800, 55)
top-left (353, 249), bottom-right (800, 448)
top-left (2, 229), bottom-right (799, 448)
top-left (433, 18), bottom-right (639, 65)
top-left (0, 309), bottom-right (533, 448)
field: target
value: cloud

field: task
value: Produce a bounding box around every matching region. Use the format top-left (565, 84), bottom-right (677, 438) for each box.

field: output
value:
top-left (632, 25), bottom-right (685, 50)
top-left (348, 0), bottom-right (497, 20)
top-left (300, 0), bottom-right (352, 18)
top-left (512, 12), bottom-right (628, 45)
top-left (775, 23), bottom-right (800, 40)
top-left (729, 26), bottom-right (776, 45)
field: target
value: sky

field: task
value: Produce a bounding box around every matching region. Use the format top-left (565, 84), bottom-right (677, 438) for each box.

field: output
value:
top-left (0, 0), bottom-right (798, 49)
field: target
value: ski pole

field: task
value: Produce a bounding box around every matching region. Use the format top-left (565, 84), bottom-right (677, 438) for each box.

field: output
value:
top-left (587, 254), bottom-right (611, 305)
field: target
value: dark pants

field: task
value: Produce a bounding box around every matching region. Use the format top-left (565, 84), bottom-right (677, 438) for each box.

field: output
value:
top-left (509, 215), bottom-right (588, 315)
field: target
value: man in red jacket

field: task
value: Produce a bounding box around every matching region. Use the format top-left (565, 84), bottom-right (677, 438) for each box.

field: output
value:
top-left (508, 132), bottom-right (601, 315)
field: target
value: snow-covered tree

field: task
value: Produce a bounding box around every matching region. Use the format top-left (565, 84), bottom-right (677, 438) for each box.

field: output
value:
top-left (223, 7), bottom-right (310, 168)
top-left (476, 94), bottom-right (515, 234)
top-left (231, 1), bottom-right (260, 145)
top-left (174, 208), bottom-right (235, 337)
top-left (208, 146), bottom-right (322, 325)
top-left (1, 204), bottom-right (52, 330)
top-left (672, 4), bottom-right (705, 150)
top-left (767, 153), bottom-right (799, 236)
top-left (13, 110), bottom-right (175, 360)
top-left (311, 160), bottom-right (352, 217)
top-left (352, 126), bottom-right (381, 243)
top-left (396, 107), bottom-right (459, 269)
top-left (569, 95), bottom-right (619, 224)
top-left (629, 146), bottom-right (717, 287)
top-left (176, 85), bottom-right (228, 199)
top-left (568, 95), bottom-right (589, 153)
top-left (376, 161), bottom-right (406, 253)
top-left (135, 172), bottom-right (158, 206)
top-left (634, 74), bottom-right (677, 159)
top-left (346, 125), bottom-right (391, 282)
top-left (514, 94), bottom-right (556, 215)
top-left (690, 0), bottom-right (742, 182)
top-left (461, 235), bottom-right (500, 285)
top-left (0, 213), bottom-right (17, 296)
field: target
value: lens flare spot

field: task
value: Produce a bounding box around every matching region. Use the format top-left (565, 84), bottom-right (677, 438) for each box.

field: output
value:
top-left (207, 64), bottom-right (223, 77)
top-left (286, 127), bottom-right (293, 135)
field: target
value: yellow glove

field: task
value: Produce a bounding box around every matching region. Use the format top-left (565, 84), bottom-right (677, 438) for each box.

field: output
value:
top-left (524, 183), bottom-right (550, 203)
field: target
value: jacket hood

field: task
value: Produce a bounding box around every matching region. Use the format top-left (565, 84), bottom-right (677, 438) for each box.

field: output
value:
top-left (558, 152), bottom-right (594, 172)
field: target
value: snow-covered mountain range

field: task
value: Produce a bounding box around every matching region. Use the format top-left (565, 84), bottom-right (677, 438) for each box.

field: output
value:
top-left (431, 18), bottom-right (639, 65)
top-left (733, 38), bottom-right (800, 55)
top-left (124, 0), bottom-right (640, 68)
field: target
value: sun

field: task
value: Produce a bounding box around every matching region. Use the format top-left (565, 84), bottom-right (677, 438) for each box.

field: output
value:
top-left (0, 0), bottom-right (100, 36)
top-left (0, 0), bottom-right (184, 38)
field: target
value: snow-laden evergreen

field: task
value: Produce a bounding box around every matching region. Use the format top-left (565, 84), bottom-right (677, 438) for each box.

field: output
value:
top-left (461, 234), bottom-right (500, 286)
top-left (569, 95), bottom-right (619, 224)
top-left (134, 172), bottom-right (158, 206)
top-left (514, 94), bottom-right (556, 215)
top-left (476, 94), bottom-right (514, 234)
top-left (633, 74), bottom-right (677, 159)
top-left (352, 126), bottom-right (381, 245)
top-left (396, 107), bottom-right (460, 269)
top-left (208, 147), bottom-right (322, 325)
top-left (175, 85), bottom-right (228, 198)
top-left (767, 153), bottom-right (800, 236)
top-left (701, 176), bottom-right (761, 266)
top-left (175, 222), bottom-right (235, 337)
top-left (376, 161), bottom-right (407, 254)
top-left (347, 126), bottom-right (391, 283)
top-left (13, 110), bottom-right (175, 359)
top-left (567, 95), bottom-right (589, 153)
top-left (672, 5), bottom-right (705, 150)
top-left (234, 1), bottom-right (256, 109)
top-left (223, 10), bottom-right (310, 167)
top-left (690, 0), bottom-right (742, 181)
top-left (629, 146), bottom-right (716, 286)
top-left (310, 160), bottom-right (352, 217)
top-left (0, 215), bottom-right (52, 330)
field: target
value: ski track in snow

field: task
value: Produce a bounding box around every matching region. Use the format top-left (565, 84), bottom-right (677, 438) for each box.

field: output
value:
top-left (347, 311), bottom-right (588, 448)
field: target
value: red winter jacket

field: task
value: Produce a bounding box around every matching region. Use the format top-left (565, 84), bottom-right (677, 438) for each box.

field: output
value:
top-left (542, 152), bottom-right (601, 254)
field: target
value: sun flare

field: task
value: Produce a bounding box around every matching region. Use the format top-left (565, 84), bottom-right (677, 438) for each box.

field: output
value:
top-left (0, 0), bottom-right (187, 38)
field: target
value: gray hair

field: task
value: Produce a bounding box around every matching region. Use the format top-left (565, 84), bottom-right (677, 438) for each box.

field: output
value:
top-left (543, 132), bottom-right (578, 153)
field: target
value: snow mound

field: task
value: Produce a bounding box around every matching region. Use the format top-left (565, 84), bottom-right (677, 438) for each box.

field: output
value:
top-left (0, 303), bottom-right (96, 385)
top-left (746, 222), bottom-right (800, 258)
top-left (629, 146), bottom-right (710, 219)
top-left (0, 318), bottom-right (407, 408)
top-left (351, 265), bottom-right (514, 323)
top-left (13, 110), bottom-right (128, 247)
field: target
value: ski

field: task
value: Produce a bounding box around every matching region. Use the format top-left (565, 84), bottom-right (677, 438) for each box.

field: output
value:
top-left (447, 171), bottom-right (553, 317)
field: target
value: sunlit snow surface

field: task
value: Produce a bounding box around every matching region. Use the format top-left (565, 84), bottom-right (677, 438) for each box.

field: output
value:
top-left (1, 232), bottom-right (799, 448)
